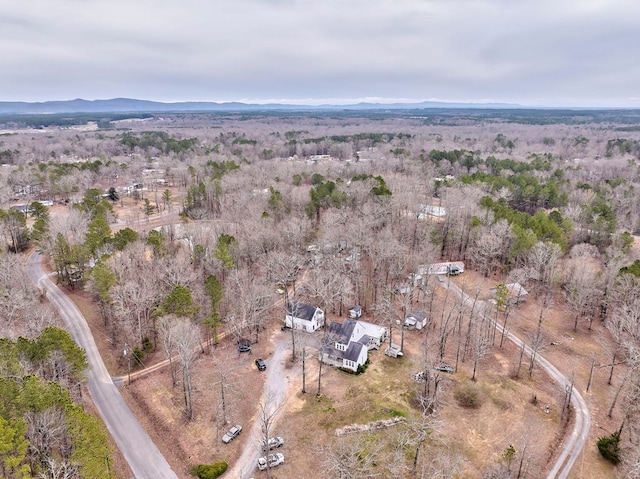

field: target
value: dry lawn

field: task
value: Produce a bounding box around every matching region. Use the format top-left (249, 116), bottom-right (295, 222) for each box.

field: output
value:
top-left (67, 261), bottom-right (622, 479)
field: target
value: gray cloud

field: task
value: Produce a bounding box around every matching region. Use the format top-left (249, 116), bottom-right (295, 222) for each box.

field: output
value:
top-left (0, 0), bottom-right (638, 106)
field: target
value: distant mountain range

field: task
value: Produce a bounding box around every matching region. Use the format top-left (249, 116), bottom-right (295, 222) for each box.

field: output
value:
top-left (0, 98), bottom-right (520, 114)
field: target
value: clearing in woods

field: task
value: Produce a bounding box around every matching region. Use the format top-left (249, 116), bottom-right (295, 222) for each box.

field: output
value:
top-left (69, 262), bottom-right (619, 478)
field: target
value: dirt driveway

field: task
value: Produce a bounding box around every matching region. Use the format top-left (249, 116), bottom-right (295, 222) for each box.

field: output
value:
top-left (226, 329), bottom-right (299, 478)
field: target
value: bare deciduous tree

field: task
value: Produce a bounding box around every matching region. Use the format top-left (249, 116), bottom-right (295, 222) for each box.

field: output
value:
top-left (227, 269), bottom-right (271, 344)
top-left (528, 299), bottom-right (551, 378)
top-left (563, 244), bottom-right (602, 331)
top-left (471, 219), bottom-right (514, 277)
top-left (525, 241), bottom-right (561, 298)
top-left (409, 412), bottom-right (442, 477)
top-left (321, 434), bottom-right (381, 479)
top-left (257, 391), bottom-right (285, 479)
top-left (156, 316), bottom-right (177, 387)
top-left (211, 356), bottom-right (241, 441)
top-left (168, 318), bottom-right (202, 420)
top-left (25, 407), bottom-right (70, 474)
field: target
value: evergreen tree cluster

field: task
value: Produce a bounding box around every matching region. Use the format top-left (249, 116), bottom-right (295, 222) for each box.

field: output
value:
top-left (0, 328), bottom-right (113, 478)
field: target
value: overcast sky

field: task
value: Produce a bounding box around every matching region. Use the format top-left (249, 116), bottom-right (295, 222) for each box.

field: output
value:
top-left (1, 0), bottom-right (639, 107)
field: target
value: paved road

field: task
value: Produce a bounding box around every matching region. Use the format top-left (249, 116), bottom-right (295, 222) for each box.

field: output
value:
top-left (442, 279), bottom-right (591, 479)
top-left (27, 251), bottom-right (179, 479)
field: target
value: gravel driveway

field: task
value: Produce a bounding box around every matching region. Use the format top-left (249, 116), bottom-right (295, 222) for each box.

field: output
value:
top-left (226, 329), bottom-right (298, 478)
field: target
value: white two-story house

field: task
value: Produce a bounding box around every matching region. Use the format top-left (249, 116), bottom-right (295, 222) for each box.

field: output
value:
top-left (321, 319), bottom-right (387, 372)
top-left (285, 302), bottom-right (325, 332)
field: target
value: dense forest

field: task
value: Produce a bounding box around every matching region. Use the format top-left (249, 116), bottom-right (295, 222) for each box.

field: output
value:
top-left (2, 109), bottom-right (640, 478)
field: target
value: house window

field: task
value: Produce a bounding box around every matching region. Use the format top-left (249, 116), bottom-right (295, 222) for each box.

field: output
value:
top-left (335, 343), bottom-right (346, 351)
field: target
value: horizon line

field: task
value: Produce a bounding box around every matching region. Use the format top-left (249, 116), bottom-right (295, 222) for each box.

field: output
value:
top-left (2, 96), bottom-right (640, 110)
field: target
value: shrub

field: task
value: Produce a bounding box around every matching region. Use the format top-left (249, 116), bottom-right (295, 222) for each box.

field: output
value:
top-left (190, 462), bottom-right (228, 479)
top-left (142, 336), bottom-right (153, 353)
top-left (597, 431), bottom-right (621, 464)
top-left (386, 408), bottom-right (407, 418)
top-left (454, 381), bottom-right (483, 408)
top-left (339, 358), bottom-right (371, 375)
top-left (357, 358), bottom-right (371, 375)
top-left (132, 347), bottom-right (145, 366)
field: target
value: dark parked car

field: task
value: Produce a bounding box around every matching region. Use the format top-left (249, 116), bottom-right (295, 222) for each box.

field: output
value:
top-left (237, 340), bottom-right (251, 353)
top-left (255, 358), bottom-right (267, 371)
top-left (435, 364), bottom-right (455, 373)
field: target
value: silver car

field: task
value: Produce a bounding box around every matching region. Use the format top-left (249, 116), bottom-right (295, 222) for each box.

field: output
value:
top-left (261, 436), bottom-right (284, 451)
top-left (222, 424), bottom-right (242, 444)
top-left (257, 452), bottom-right (285, 470)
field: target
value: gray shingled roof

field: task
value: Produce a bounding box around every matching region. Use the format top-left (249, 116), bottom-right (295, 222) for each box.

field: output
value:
top-left (407, 311), bottom-right (427, 322)
top-left (343, 342), bottom-right (365, 363)
top-left (328, 319), bottom-right (358, 345)
top-left (285, 302), bottom-right (318, 321)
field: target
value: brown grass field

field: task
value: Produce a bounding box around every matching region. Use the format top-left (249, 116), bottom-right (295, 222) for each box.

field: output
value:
top-left (65, 260), bottom-right (623, 479)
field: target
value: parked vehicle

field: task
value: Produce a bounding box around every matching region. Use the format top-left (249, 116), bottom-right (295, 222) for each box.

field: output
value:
top-left (257, 453), bottom-right (285, 470)
top-left (237, 340), bottom-right (251, 353)
top-left (222, 424), bottom-right (242, 443)
top-left (255, 358), bottom-right (267, 371)
top-left (435, 364), bottom-right (455, 373)
top-left (261, 436), bottom-right (284, 451)
top-left (447, 265), bottom-right (462, 276)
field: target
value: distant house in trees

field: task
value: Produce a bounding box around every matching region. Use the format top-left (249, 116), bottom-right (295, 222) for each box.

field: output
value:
top-left (321, 319), bottom-right (387, 372)
top-left (403, 311), bottom-right (428, 330)
top-left (416, 204), bottom-right (447, 220)
top-left (16, 200), bottom-right (54, 210)
top-left (10, 204), bottom-right (29, 214)
top-left (308, 155), bottom-right (332, 164)
top-left (417, 261), bottom-right (465, 277)
top-left (12, 184), bottom-right (42, 199)
top-left (285, 302), bottom-right (325, 332)
top-left (122, 182), bottom-right (143, 195)
top-left (348, 305), bottom-right (362, 319)
top-left (490, 282), bottom-right (529, 306)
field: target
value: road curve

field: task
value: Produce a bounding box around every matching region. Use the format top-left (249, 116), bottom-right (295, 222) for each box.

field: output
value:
top-left (441, 280), bottom-right (590, 479)
top-left (515, 331), bottom-right (591, 479)
top-left (27, 251), bottom-right (179, 479)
